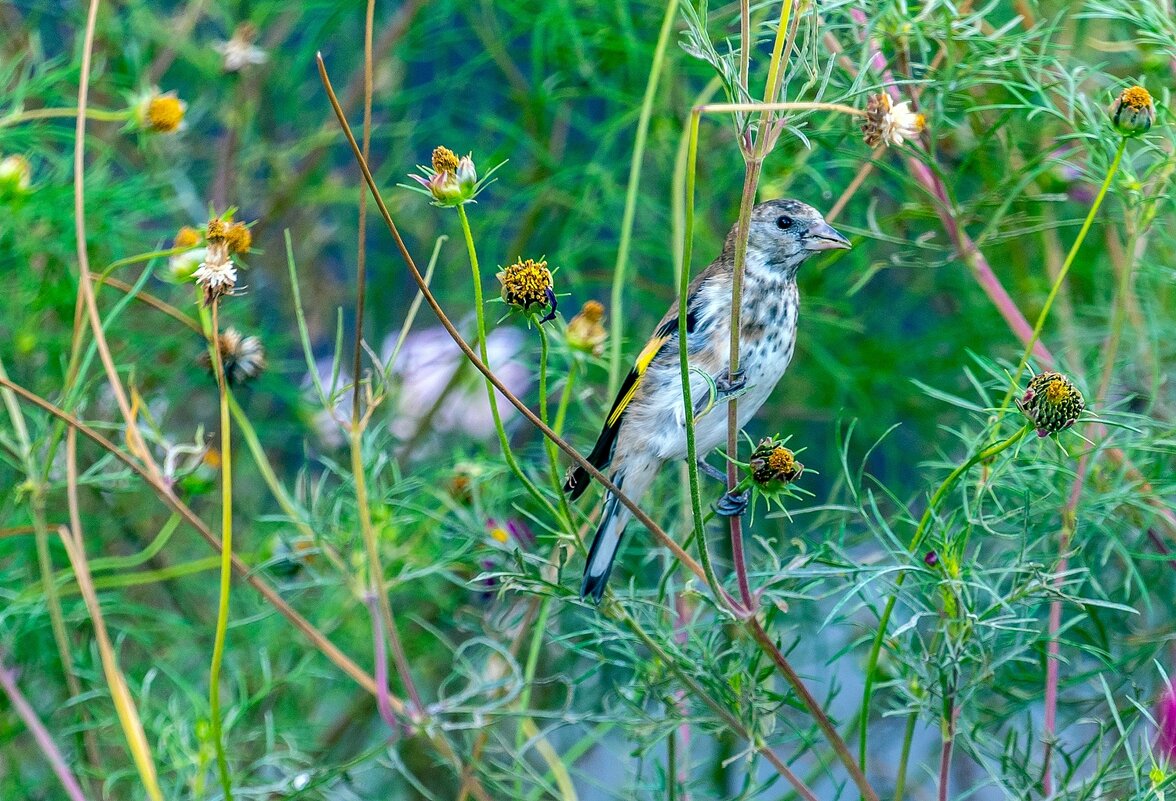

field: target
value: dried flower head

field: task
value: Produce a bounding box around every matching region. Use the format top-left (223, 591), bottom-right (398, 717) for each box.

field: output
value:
top-left (200, 328), bottom-right (266, 385)
top-left (225, 222), bottom-right (252, 255)
top-left (405, 147), bottom-right (503, 208)
top-left (1110, 85), bottom-right (1156, 137)
top-left (862, 93), bottom-right (925, 148)
top-left (566, 300), bottom-right (607, 355)
top-left (214, 22), bottom-right (268, 73)
top-left (749, 438), bottom-right (804, 486)
top-left (193, 239), bottom-right (237, 305)
top-left (174, 226), bottom-right (202, 248)
top-left (134, 89), bottom-right (187, 134)
top-left (1017, 371), bottom-right (1085, 437)
top-left (0, 155), bottom-right (32, 194)
top-left (498, 257), bottom-right (557, 322)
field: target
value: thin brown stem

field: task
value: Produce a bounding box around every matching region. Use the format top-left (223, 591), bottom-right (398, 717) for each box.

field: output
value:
top-left (0, 376), bottom-right (384, 699)
top-left (316, 50), bottom-right (717, 596)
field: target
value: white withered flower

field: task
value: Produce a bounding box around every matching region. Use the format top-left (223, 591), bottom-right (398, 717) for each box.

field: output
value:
top-left (214, 23), bottom-right (268, 73)
top-left (862, 93), bottom-right (926, 148)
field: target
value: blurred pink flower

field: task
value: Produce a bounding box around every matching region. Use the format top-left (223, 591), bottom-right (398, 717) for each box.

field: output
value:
top-left (385, 326), bottom-right (532, 444)
top-left (1157, 684), bottom-right (1176, 762)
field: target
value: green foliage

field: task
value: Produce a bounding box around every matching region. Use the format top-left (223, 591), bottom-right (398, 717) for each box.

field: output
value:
top-left (1, 0), bottom-right (1174, 799)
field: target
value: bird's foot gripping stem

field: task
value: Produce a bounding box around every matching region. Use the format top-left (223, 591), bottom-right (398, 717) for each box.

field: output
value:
top-left (715, 369), bottom-right (746, 398)
top-left (714, 489), bottom-right (750, 518)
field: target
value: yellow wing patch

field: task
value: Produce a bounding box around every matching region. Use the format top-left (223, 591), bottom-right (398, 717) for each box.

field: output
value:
top-left (606, 333), bottom-right (669, 426)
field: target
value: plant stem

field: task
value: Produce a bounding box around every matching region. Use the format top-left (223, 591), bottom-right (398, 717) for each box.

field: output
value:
top-left (724, 157), bottom-right (763, 613)
top-left (0, 653), bottom-right (90, 801)
top-left (537, 325), bottom-right (576, 531)
top-left (454, 203), bottom-right (559, 520)
top-left (606, 0), bottom-right (682, 395)
top-left (858, 424), bottom-right (1030, 768)
top-left (892, 710), bottom-right (918, 801)
top-left (0, 105), bottom-right (128, 128)
top-left (64, 431), bottom-right (164, 801)
top-left (678, 109), bottom-right (729, 605)
top-left (994, 137), bottom-right (1128, 420)
top-left (352, 423), bottom-right (423, 717)
top-left (207, 300), bottom-right (235, 801)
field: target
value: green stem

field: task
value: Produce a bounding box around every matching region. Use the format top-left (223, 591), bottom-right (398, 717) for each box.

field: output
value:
top-left (454, 204), bottom-right (558, 520)
top-left (994, 137), bottom-right (1127, 419)
top-left (892, 710), bottom-right (918, 801)
top-left (537, 325), bottom-right (575, 530)
top-left (678, 110), bottom-right (726, 603)
top-left (227, 393), bottom-right (351, 579)
top-left (207, 300), bottom-right (235, 801)
top-left (607, 0), bottom-right (682, 395)
top-left (857, 424), bottom-right (1030, 768)
top-left (0, 106), bottom-right (129, 128)
top-left (513, 598), bottom-right (553, 796)
top-left (352, 422), bottom-right (423, 716)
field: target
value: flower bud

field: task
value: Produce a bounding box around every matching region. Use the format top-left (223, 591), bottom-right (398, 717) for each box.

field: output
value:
top-left (0, 155), bottom-right (32, 194)
top-left (1017, 371), bottom-right (1085, 437)
top-left (1109, 86), bottom-right (1156, 137)
top-left (456, 155), bottom-right (477, 193)
top-left (566, 300), bottom-right (607, 355)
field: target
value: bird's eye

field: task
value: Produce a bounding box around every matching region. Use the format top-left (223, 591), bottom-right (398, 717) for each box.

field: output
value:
top-left (775, 215), bottom-right (794, 230)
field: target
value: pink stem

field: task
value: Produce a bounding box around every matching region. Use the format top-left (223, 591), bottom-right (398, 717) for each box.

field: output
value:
top-left (364, 593), bottom-right (404, 734)
top-left (0, 655), bottom-right (90, 801)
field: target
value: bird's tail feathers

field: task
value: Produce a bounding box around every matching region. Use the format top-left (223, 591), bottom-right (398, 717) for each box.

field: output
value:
top-left (580, 460), bottom-right (658, 602)
top-left (580, 489), bottom-right (629, 602)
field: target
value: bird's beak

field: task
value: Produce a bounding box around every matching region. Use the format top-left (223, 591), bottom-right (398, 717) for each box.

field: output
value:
top-left (804, 220), bottom-right (852, 251)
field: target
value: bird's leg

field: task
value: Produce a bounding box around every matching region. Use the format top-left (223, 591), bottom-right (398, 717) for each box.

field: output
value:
top-left (715, 489), bottom-right (750, 517)
top-left (695, 459), bottom-right (727, 484)
top-left (715, 368), bottom-right (746, 398)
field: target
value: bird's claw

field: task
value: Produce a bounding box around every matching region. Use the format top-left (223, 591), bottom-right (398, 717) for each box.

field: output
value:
top-left (696, 460), bottom-right (727, 484)
top-left (716, 369), bottom-right (746, 397)
top-left (715, 489), bottom-right (750, 517)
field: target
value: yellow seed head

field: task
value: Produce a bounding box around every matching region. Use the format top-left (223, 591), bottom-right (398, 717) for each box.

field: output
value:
top-left (1018, 371), bottom-right (1085, 437)
top-left (225, 222), bottom-right (252, 254)
top-left (146, 94), bottom-right (186, 133)
top-left (206, 217), bottom-right (228, 241)
top-left (750, 439), bottom-right (804, 485)
top-left (174, 226), bottom-right (201, 248)
top-left (431, 146), bottom-right (460, 174)
top-left (1110, 85), bottom-right (1156, 136)
top-left (498, 257), bottom-right (554, 312)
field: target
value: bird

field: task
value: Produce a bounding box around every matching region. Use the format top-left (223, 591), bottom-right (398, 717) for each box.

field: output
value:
top-left (564, 199), bottom-right (851, 602)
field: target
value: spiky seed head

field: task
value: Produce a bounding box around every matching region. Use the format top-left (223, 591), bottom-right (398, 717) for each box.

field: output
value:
top-left (1017, 371), bottom-right (1085, 437)
top-left (749, 438), bottom-right (804, 485)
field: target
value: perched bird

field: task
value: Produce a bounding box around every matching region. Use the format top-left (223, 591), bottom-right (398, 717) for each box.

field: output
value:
top-left (565, 199), bottom-right (850, 601)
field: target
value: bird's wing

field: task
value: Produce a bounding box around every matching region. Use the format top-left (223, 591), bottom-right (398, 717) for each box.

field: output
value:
top-left (564, 272), bottom-right (716, 500)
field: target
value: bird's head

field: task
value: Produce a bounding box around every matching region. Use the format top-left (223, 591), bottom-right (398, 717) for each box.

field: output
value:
top-left (738, 199), bottom-right (851, 271)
